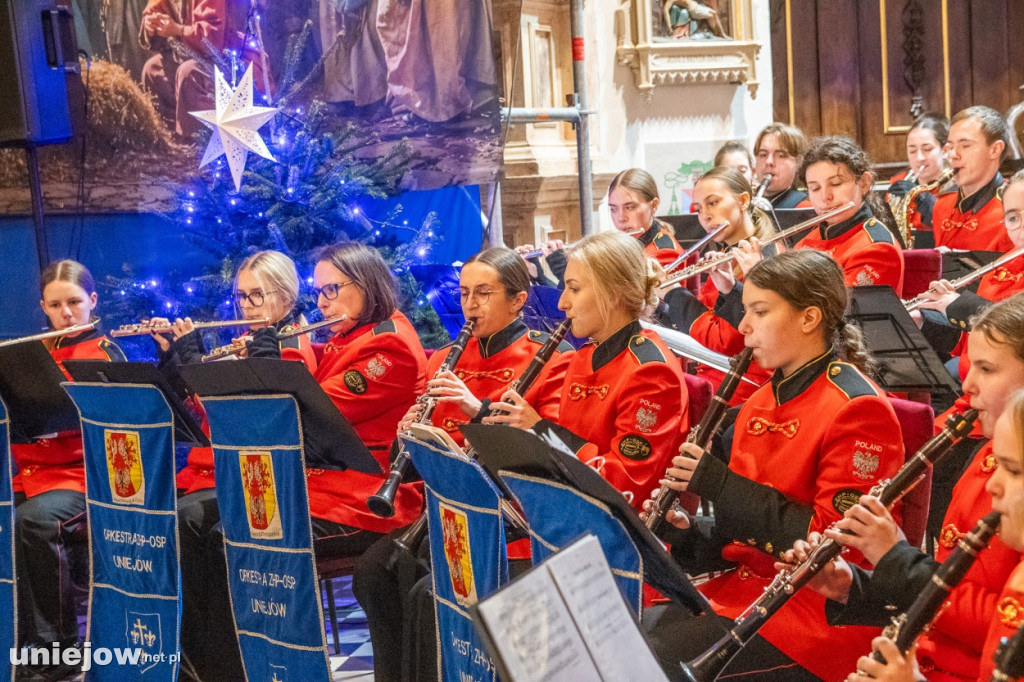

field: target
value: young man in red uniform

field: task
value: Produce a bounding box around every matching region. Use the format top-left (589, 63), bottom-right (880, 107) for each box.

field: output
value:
top-left (13, 261), bottom-right (126, 679)
top-left (929, 106), bottom-right (1013, 253)
top-left (792, 136), bottom-right (905, 294)
top-left (753, 123), bottom-right (812, 209)
top-left (791, 293), bottom-right (1024, 682)
top-left (642, 250), bottom-right (904, 681)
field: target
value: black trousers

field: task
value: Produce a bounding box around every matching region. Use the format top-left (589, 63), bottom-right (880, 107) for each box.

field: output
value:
top-left (14, 489), bottom-right (87, 647)
top-left (644, 605), bottom-right (821, 681)
top-left (178, 488), bottom-right (383, 682)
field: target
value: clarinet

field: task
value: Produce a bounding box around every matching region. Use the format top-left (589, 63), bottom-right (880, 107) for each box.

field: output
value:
top-left (679, 408), bottom-right (980, 682)
top-left (645, 347), bottom-right (755, 535)
top-left (367, 319), bottom-right (476, 518)
top-left (389, 319), bottom-right (572, 557)
top-left (992, 622), bottom-right (1024, 681)
top-left (872, 511), bottom-right (1000, 665)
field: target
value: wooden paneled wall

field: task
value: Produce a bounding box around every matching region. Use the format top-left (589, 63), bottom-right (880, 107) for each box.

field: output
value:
top-left (770, 0), bottom-right (1024, 168)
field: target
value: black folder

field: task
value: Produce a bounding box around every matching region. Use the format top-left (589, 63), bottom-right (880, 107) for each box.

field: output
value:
top-left (848, 285), bottom-right (961, 396)
top-left (940, 250), bottom-right (1003, 284)
top-left (0, 341), bottom-right (81, 442)
top-left (461, 423), bottom-right (717, 619)
top-left (178, 358), bottom-right (379, 474)
top-left (62, 360), bottom-right (210, 446)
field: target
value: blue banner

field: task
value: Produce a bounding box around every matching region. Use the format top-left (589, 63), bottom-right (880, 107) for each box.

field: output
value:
top-left (1, 396), bottom-right (14, 682)
top-left (63, 383), bottom-right (182, 681)
top-left (406, 438), bottom-right (505, 682)
top-left (202, 395), bottom-right (330, 682)
top-left (501, 474), bottom-right (644, 616)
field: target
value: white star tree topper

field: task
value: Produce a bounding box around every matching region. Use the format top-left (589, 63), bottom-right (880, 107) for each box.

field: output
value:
top-left (190, 64), bottom-right (278, 191)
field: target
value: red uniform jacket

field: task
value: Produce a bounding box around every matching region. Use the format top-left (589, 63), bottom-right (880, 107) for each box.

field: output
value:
top-left (310, 311), bottom-right (426, 532)
top-left (979, 560), bottom-right (1024, 682)
top-left (536, 321), bottom-right (689, 511)
top-left (914, 442), bottom-right (1022, 681)
top-left (931, 175), bottom-right (1012, 252)
top-left (11, 330), bottom-right (126, 497)
top-left (795, 204), bottom-right (906, 294)
top-left (640, 219), bottom-right (685, 268)
top-left (691, 351), bottom-right (904, 681)
top-left (426, 319), bottom-right (572, 447)
top-left (176, 315), bottom-right (318, 493)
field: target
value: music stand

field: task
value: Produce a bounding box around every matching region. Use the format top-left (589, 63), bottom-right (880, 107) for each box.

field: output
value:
top-left (179, 359), bottom-right (379, 474)
top-left (63, 360), bottom-right (210, 446)
top-left (461, 423), bottom-right (716, 619)
top-left (941, 250), bottom-right (1002, 283)
top-left (847, 286), bottom-right (961, 397)
top-left (0, 342), bottom-right (81, 442)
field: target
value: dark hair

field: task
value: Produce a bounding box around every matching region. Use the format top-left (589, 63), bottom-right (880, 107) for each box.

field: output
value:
top-left (315, 242), bottom-right (397, 327)
top-left (799, 135), bottom-right (903, 246)
top-left (754, 123), bottom-right (809, 159)
top-left (909, 112), bottom-right (949, 147)
top-left (40, 259), bottom-right (95, 297)
top-left (608, 168), bottom-right (660, 203)
top-left (714, 141), bottom-right (755, 169)
top-left (951, 105), bottom-right (1009, 159)
top-left (746, 250), bottom-right (876, 375)
top-left (464, 247), bottom-right (530, 297)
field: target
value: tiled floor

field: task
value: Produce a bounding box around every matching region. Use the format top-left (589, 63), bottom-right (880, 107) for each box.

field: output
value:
top-left (324, 574), bottom-right (375, 681)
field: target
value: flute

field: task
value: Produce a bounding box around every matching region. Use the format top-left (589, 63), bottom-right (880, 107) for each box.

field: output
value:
top-left (905, 245), bottom-right (1024, 312)
top-left (0, 321), bottom-right (97, 349)
top-left (201, 315), bottom-right (347, 361)
top-left (109, 317), bottom-right (268, 337)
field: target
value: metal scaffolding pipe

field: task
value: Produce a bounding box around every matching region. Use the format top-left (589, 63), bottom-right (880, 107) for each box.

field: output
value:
top-left (569, 0), bottom-right (594, 236)
top-left (501, 107), bottom-right (582, 124)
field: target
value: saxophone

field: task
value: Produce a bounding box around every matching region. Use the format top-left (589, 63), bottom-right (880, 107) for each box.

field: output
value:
top-left (893, 167), bottom-right (955, 248)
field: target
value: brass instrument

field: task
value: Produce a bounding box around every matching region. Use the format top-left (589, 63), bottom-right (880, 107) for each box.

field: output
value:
top-left (109, 317), bottom-right (269, 338)
top-left (893, 167), bottom-right (955, 248)
top-left (678, 409), bottom-right (979, 682)
top-left (659, 202), bottom-right (855, 288)
top-left (750, 174), bottom-right (773, 213)
top-left (0, 322), bottom-right (97, 349)
top-left (200, 315), bottom-right (348, 361)
top-left (904, 245), bottom-right (1024, 312)
top-left (368, 319), bottom-right (476, 518)
top-left (390, 319), bottom-right (573, 556)
top-left (646, 347), bottom-right (754, 535)
top-left (870, 511), bottom-right (999, 668)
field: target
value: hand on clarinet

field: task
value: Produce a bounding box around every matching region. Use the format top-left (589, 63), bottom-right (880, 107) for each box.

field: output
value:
top-left (847, 639), bottom-right (924, 682)
top-left (398, 402), bottom-right (424, 434)
top-left (913, 279), bottom-right (959, 315)
top-left (640, 490), bottom-right (692, 530)
top-left (825, 494), bottom-right (905, 566)
top-left (483, 389), bottom-right (541, 429)
top-left (777, 531), bottom-right (853, 604)
top-left (427, 371), bottom-right (483, 417)
top-left (660, 442), bottom-right (704, 488)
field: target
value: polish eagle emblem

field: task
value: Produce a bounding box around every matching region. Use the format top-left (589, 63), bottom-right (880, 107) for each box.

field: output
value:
top-left (635, 407), bottom-right (658, 433)
top-left (852, 450), bottom-right (880, 480)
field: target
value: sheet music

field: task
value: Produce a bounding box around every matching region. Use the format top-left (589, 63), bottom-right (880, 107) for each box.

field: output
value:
top-left (475, 535), bottom-right (668, 682)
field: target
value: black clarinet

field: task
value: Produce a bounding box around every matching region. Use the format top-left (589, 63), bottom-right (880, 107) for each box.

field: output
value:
top-left (389, 319), bottom-right (572, 557)
top-left (992, 622), bottom-right (1024, 681)
top-left (367, 319), bottom-right (476, 518)
top-left (872, 511), bottom-right (1000, 666)
top-left (679, 408), bottom-right (980, 682)
top-left (645, 347), bottom-right (755, 535)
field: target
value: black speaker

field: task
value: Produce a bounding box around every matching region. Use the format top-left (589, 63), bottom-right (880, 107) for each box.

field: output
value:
top-left (0, 0), bottom-right (79, 147)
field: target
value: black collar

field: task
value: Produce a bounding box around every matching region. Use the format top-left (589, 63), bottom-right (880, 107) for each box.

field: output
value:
top-left (957, 173), bottom-right (1003, 214)
top-left (819, 204), bottom-right (873, 241)
top-left (52, 323), bottom-right (102, 350)
top-left (274, 308), bottom-right (302, 331)
top-left (478, 318), bottom-right (528, 358)
top-left (771, 347), bottom-right (835, 404)
top-left (768, 187), bottom-right (808, 208)
top-left (637, 222), bottom-right (660, 248)
top-left (591, 320), bottom-right (642, 371)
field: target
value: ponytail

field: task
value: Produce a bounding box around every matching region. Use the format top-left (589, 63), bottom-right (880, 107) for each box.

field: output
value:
top-left (836, 319), bottom-right (878, 378)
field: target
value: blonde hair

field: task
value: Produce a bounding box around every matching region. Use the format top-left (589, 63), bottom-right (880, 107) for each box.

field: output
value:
top-left (235, 250), bottom-right (301, 315)
top-left (564, 231), bottom-right (659, 326)
top-left (608, 168), bottom-right (660, 203)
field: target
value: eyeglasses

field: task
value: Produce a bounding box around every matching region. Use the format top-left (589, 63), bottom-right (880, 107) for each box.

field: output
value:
top-left (312, 281), bottom-right (354, 300)
top-left (234, 290), bottom-right (278, 307)
top-left (1006, 210), bottom-right (1023, 231)
top-left (459, 288), bottom-right (503, 304)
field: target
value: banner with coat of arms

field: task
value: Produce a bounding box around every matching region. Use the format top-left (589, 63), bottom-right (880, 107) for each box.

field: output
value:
top-left (1, 397), bottom-right (15, 682)
top-left (406, 438), bottom-right (506, 682)
top-left (203, 394), bottom-right (331, 682)
top-left (63, 383), bottom-right (182, 681)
